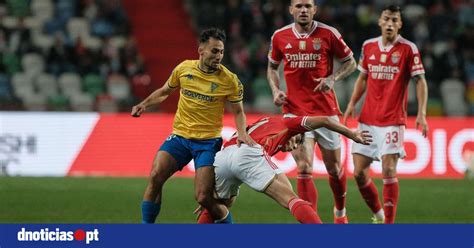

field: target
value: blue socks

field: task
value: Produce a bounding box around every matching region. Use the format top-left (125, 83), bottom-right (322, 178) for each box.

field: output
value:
top-left (141, 201), bottom-right (161, 224)
top-left (215, 211), bottom-right (233, 224)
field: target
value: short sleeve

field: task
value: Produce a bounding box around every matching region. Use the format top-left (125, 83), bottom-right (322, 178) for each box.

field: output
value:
top-left (166, 63), bottom-right (182, 88)
top-left (282, 116), bottom-right (309, 135)
top-left (227, 75), bottom-right (243, 103)
top-left (268, 33), bottom-right (283, 65)
top-left (357, 44), bottom-right (368, 74)
top-left (408, 47), bottom-right (425, 77)
top-left (331, 31), bottom-right (353, 62)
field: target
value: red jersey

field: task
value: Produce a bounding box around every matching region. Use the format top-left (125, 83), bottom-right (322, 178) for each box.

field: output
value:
top-left (268, 21), bottom-right (353, 116)
top-left (225, 116), bottom-right (309, 156)
top-left (358, 35), bottom-right (425, 126)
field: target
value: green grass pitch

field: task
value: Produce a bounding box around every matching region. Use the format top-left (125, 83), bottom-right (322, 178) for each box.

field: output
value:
top-left (0, 177), bottom-right (472, 223)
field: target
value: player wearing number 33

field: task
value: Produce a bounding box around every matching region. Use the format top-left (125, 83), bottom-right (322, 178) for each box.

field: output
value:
top-left (343, 5), bottom-right (429, 224)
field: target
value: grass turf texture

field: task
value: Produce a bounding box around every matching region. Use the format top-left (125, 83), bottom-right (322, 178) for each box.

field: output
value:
top-left (0, 177), bottom-right (472, 223)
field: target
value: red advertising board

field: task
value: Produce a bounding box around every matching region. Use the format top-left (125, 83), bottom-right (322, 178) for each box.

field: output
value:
top-left (68, 114), bottom-right (473, 179)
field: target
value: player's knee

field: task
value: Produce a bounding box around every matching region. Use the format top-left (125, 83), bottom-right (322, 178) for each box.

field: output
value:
top-left (382, 166), bottom-right (397, 177)
top-left (149, 168), bottom-right (168, 187)
top-left (353, 171), bottom-right (368, 185)
top-left (296, 161), bottom-right (313, 173)
top-left (326, 166), bottom-right (341, 178)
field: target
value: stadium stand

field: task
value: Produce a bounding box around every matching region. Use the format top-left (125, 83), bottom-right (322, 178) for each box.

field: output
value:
top-left (0, 0), bottom-right (472, 116)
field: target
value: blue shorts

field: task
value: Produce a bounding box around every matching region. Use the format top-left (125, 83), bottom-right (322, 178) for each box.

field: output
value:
top-left (159, 134), bottom-right (223, 170)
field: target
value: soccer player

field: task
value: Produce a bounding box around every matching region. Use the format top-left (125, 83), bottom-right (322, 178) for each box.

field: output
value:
top-left (131, 28), bottom-right (256, 224)
top-left (195, 115), bottom-right (372, 224)
top-left (343, 5), bottom-right (429, 224)
top-left (267, 0), bottom-right (357, 223)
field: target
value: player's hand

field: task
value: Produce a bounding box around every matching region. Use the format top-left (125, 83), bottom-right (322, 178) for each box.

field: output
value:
top-left (237, 132), bottom-right (257, 147)
top-left (313, 76), bottom-right (335, 93)
top-left (343, 103), bottom-right (356, 125)
top-left (272, 89), bottom-right (287, 106)
top-left (131, 103), bottom-right (146, 117)
top-left (416, 114), bottom-right (428, 138)
top-left (193, 205), bottom-right (204, 216)
top-left (353, 130), bottom-right (372, 145)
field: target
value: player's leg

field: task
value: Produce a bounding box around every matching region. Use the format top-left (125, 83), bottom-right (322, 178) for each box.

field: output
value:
top-left (264, 173), bottom-right (322, 224)
top-left (353, 153), bottom-right (384, 223)
top-left (380, 125), bottom-right (405, 224)
top-left (291, 135), bottom-right (318, 211)
top-left (315, 121), bottom-right (347, 223)
top-left (194, 166), bottom-right (231, 223)
top-left (142, 134), bottom-right (192, 224)
top-left (381, 154), bottom-right (400, 224)
top-left (197, 197), bottom-right (235, 224)
top-left (319, 146), bottom-right (348, 223)
top-left (141, 151), bottom-right (179, 223)
top-left (193, 138), bottom-right (231, 223)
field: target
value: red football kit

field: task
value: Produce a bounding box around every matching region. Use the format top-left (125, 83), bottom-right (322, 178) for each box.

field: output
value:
top-left (357, 35), bottom-right (425, 126)
top-left (268, 21), bottom-right (353, 116)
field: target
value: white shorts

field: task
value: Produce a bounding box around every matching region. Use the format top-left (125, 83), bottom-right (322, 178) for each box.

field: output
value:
top-left (351, 123), bottom-right (406, 161)
top-left (284, 113), bottom-right (341, 150)
top-left (214, 144), bottom-right (283, 199)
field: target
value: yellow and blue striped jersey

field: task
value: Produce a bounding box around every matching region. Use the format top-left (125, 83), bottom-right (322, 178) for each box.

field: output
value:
top-left (166, 60), bottom-right (243, 139)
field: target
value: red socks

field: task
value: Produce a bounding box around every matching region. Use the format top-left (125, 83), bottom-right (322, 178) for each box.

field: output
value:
top-left (296, 172), bottom-right (318, 211)
top-left (288, 197), bottom-right (322, 224)
top-left (357, 179), bottom-right (383, 214)
top-left (197, 209), bottom-right (214, 224)
top-left (328, 169), bottom-right (347, 211)
top-left (383, 177), bottom-right (399, 224)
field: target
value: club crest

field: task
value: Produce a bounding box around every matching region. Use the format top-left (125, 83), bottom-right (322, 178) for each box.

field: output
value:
top-left (312, 38), bottom-right (321, 50)
top-left (391, 51), bottom-right (401, 64)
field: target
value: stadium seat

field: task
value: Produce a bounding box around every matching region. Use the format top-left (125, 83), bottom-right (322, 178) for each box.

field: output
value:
top-left (31, 30), bottom-right (55, 52)
top-left (0, 74), bottom-right (12, 97)
top-left (107, 74), bottom-right (131, 101)
top-left (36, 73), bottom-right (58, 97)
top-left (83, 73), bottom-right (105, 97)
top-left (83, 35), bottom-right (103, 50)
top-left (22, 93), bottom-right (47, 111)
top-left (70, 93), bottom-right (94, 112)
top-left (96, 94), bottom-right (118, 112)
top-left (11, 72), bottom-right (34, 98)
top-left (21, 53), bottom-right (45, 78)
top-left (67, 17), bottom-right (90, 41)
top-left (47, 94), bottom-right (69, 111)
top-left (58, 72), bottom-right (82, 97)
top-left (2, 52), bottom-right (21, 75)
top-left (30, 0), bottom-right (54, 21)
top-left (440, 79), bottom-right (468, 116)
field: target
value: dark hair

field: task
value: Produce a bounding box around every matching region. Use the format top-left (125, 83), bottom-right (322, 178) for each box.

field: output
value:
top-left (199, 28), bottom-right (226, 44)
top-left (381, 5), bottom-right (402, 14)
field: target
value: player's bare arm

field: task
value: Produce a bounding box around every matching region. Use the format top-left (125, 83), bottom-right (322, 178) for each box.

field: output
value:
top-left (267, 62), bottom-right (287, 106)
top-left (343, 72), bottom-right (368, 124)
top-left (414, 74), bottom-right (429, 137)
top-left (304, 116), bottom-right (372, 145)
top-left (230, 101), bottom-right (257, 146)
top-left (131, 83), bottom-right (176, 117)
top-left (314, 56), bottom-right (357, 92)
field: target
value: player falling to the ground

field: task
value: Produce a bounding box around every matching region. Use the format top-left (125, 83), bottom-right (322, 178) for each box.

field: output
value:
top-left (344, 5), bottom-right (428, 224)
top-left (196, 115), bottom-right (372, 224)
top-left (131, 28), bottom-right (255, 224)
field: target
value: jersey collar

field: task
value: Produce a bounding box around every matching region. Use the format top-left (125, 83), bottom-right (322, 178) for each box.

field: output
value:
top-left (291, 20), bottom-right (317, 39)
top-left (377, 35), bottom-right (402, 52)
